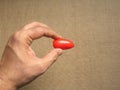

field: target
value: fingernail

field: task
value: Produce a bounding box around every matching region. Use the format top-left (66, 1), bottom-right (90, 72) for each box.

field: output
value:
top-left (56, 48), bottom-right (63, 55)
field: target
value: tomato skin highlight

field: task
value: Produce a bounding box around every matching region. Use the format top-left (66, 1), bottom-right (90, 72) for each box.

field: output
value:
top-left (53, 38), bottom-right (74, 50)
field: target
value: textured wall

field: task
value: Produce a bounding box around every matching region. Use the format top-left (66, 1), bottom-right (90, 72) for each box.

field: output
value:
top-left (0, 0), bottom-right (120, 90)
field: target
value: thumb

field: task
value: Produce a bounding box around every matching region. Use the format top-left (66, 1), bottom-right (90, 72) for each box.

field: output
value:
top-left (40, 49), bottom-right (63, 70)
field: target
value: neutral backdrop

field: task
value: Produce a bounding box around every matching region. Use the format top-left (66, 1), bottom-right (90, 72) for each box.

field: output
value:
top-left (0, 0), bottom-right (120, 90)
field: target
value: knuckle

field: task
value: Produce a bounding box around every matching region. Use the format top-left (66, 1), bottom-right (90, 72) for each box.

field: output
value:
top-left (8, 31), bottom-right (21, 46)
top-left (39, 65), bottom-right (46, 74)
top-left (23, 21), bottom-right (49, 31)
top-left (12, 31), bottom-right (20, 38)
top-left (32, 21), bottom-right (48, 27)
top-left (31, 21), bottom-right (40, 25)
top-left (38, 63), bottom-right (47, 74)
top-left (23, 21), bottom-right (40, 30)
top-left (40, 23), bottom-right (48, 27)
top-left (10, 32), bottom-right (19, 41)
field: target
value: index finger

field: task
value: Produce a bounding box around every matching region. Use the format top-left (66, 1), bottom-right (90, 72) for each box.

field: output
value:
top-left (8, 22), bottom-right (62, 48)
top-left (23, 22), bottom-right (62, 40)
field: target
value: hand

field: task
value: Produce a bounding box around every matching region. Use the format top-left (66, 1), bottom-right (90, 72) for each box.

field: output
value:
top-left (0, 22), bottom-right (63, 90)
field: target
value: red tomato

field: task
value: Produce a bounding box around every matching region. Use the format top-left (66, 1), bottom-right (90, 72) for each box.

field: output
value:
top-left (53, 38), bottom-right (74, 50)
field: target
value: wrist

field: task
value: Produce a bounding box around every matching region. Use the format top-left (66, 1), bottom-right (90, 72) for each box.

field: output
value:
top-left (0, 77), bottom-right (17, 90)
top-left (0, 67), bottom-right (17, 90)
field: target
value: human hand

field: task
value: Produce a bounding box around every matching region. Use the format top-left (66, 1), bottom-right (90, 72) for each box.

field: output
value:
top-left (0, 22), bottom-right (63, 90)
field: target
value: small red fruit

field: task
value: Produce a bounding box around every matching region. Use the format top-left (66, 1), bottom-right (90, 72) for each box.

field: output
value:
top-left (53, 38), bottom-right (74, 50)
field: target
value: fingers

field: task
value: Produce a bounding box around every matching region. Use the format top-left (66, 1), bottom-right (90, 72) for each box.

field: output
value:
top-left (39, 49), bottom-right (63, 72)
top-left (23, 22), bottom-right (47, 30)
top-left (8, 22), bottom-right (62, 47)
top-left (23, 22), bottom-right (62, 40)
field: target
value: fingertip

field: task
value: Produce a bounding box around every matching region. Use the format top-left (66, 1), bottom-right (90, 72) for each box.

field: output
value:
top-left (54, 48), bottom-right (63, 55)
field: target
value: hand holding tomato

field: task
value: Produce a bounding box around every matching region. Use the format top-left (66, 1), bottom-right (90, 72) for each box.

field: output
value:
top-left (0, 22), bottom-right (63, 90)
top-left (0, 21), bottom-right (74, 90)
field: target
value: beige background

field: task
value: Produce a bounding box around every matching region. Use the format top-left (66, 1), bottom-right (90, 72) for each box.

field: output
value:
top-left (0, 0), bottom-right (120, 90)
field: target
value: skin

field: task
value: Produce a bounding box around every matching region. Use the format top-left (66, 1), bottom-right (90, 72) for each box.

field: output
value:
top-left (0, 22), bottom-right (63, 90)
